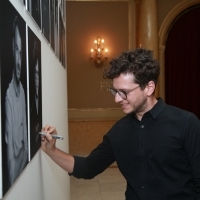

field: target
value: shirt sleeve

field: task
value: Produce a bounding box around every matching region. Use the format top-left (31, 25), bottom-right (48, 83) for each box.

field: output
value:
top-left (183, 113), bottom-right (200, 196)
top-left (70, 134), bottom-right (115, 179)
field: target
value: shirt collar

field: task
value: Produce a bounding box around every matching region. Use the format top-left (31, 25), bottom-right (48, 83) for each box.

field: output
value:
top-left (131, 98), bottom-right (166, 120)
top-left (149, 98), bottom-right (166, 119)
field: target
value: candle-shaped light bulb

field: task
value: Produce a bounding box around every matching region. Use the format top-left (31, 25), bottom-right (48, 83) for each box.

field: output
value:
top-left (101, 39), bottom-right (104, 49)
top-left (90, 49), bottom-right (94, 59)
top-left (94, 40), bottom-right (97, 49)
top-left (97, 48), bottom-right (101, 58)
top-left (105, 48), bottom-right (108, 58)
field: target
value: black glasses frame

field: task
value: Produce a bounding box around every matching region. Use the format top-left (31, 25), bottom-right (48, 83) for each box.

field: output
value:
top-left (109, 85), bottom-right (140, 100)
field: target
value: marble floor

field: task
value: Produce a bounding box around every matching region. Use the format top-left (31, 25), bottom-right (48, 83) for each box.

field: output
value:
top-left (70, 167), bottom-right (126, 200)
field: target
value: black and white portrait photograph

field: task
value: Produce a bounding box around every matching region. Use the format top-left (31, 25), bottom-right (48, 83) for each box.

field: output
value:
top-left (60, 0), bottom-right (65, 26)
top-left (62, 0), bottom-right (66, 26)
top-left (50, 0), bottom-right (55, 51)
top-left (41, 0), bottom-right (50, 42)
top-left (1, 0), bottom-right (28, 196)
top-left (60, 0), bottom-right (64, 17)
top-left (27, 0), bottom-right (41, 29)
top-left (54, 0), bottom-right (59, 57)
top-left (28, 27), bottom-right (42, 159)
top-left (59, 9), bottom-right (65, 67)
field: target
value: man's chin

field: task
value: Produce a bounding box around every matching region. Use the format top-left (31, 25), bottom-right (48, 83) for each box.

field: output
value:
top-left (122, 108), bottom-right (134, 114)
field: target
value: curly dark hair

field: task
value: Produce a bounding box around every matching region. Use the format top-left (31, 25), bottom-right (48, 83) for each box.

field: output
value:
top-left (103, 48), bottom-right (160, 89)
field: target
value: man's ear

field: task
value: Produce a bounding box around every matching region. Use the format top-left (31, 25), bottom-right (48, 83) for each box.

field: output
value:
top-left (146, 81), bottom-right (156, 96)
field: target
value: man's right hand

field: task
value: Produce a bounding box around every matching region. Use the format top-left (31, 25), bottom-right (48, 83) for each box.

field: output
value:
top-left (41, 125), bottom-right (57, 154)
top-left (40, 125), bottom-right (75, 173)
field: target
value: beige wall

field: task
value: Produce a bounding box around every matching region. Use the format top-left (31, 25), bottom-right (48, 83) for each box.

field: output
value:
top-left (66, 1), bottom-right (129, 109)
top-left (69, 119), bottom-right (118, 155)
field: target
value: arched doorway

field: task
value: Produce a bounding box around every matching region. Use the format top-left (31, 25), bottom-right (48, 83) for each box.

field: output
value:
top-left (165, 5), bottom-right (200, 118)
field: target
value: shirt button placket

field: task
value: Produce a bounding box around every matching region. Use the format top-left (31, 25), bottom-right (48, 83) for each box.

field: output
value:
top-left (140, 124), bottom-right (147, 194)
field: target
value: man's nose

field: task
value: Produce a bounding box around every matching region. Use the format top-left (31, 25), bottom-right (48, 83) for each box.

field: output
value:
top-left (17, 55), bottom-right (21, 65)
top-left (115, 92), bottom-right (123, 103)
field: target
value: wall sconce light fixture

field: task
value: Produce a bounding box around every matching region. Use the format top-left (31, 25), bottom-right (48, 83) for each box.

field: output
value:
top-left (90, 36), bottom-right (108, 64)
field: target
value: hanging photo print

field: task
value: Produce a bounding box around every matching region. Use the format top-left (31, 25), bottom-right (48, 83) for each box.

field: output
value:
top-left (27, 0), bottom-right (41, 29)
top-left (1, 0), bottom-right (28, 197)
top-left (28, 27), bottom-right (42, 159)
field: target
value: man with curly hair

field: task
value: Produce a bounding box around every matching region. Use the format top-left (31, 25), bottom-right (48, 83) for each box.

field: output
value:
top-left (5, 15), bottom-right (28, 186)
top-left (41, 48), bottom-right (200, 200)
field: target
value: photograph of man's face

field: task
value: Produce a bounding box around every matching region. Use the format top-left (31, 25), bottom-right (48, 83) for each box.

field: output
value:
top-left (28, 27), bottom-right (42, 159)
top-left (13, 24), bottom-right (22, 82)
top-left (1, 0), bottom-right (28, 196)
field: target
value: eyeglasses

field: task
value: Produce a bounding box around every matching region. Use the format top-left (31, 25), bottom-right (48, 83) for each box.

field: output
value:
top-left (109, 85), bottom-right (140, 100)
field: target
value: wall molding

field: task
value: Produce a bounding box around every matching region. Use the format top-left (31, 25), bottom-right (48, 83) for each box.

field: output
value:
top-left (68, 108), bottom-right (125, 120)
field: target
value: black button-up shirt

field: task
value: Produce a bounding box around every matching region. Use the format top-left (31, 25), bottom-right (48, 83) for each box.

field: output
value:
top-left (71, 98), bottom-right (200, 200)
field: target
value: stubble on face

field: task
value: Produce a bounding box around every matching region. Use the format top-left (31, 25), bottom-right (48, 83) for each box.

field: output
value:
top-left (113, 73), bottom-right (148, 118)
top-left (129, 93), bottom-right (147, 115)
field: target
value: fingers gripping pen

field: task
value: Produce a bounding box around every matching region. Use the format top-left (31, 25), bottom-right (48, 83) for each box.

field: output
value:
top-left (39, 132), bottom-right (64, 140)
